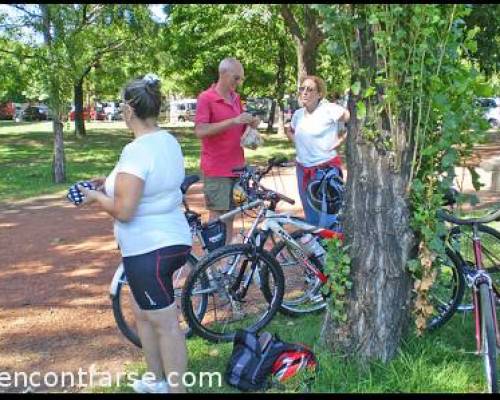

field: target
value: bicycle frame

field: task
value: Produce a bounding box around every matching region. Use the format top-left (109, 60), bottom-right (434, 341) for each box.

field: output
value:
top-left (220, 206), bottom-right (344, 290)
top-left (468, 223), bottom-right (500, 353)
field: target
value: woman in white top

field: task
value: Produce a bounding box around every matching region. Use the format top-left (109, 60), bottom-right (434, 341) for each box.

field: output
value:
top-left (286, 75), bottom-right (350, 226)
top-left (78, 74), bottom-right (192, 394)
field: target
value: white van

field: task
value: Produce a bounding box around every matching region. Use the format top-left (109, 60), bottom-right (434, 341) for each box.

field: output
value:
top-left (170, 99), bottom-right (197, 123)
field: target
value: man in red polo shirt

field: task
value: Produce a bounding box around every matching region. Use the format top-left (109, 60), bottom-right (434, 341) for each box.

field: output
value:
top-left (195, 58), bottom-right (260, 242)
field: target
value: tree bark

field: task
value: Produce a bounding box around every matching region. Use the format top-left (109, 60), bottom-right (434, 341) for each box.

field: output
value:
top-left (268, 36), bottom-right (287, 133)
top-left (320, 11), bottom-right (416, 362)
top-left (267, 100), bottom-right (276, 132)
top-left (280, 4), bottom-right (324, 84)
top-left (74, 80), bottom-right (86, 136)
top-left (41, 4), bottom-right (66, 183)
top-left (52, 118), bottom-right (65, 182)
top-left (277, 103), bottom-right (285, 136)
top-left (296, 40), bottom-right (319, 81)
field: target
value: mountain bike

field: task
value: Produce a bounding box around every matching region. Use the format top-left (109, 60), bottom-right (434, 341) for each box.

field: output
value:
top-left (419, 190), bottom-right (498, 332)
top-left (181, 166), bottom-right (344, 343)
top-left (109, 158), bottom-right (290, 348)
top-left (436, 207), bottom-right (500, 393)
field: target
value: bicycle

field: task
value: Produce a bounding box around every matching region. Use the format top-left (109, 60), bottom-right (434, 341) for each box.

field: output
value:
top-left (109, 158), bottom-right (291, 348)
top-left (181, 166), bottom-right (344, 343)
top-left (436, 207), bottom-right (500, 393)
top-left (422, 188), bottom-right (500, 332)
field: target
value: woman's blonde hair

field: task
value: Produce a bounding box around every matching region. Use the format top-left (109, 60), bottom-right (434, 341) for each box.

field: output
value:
top-left (300, 75), bottom-right (327, 99)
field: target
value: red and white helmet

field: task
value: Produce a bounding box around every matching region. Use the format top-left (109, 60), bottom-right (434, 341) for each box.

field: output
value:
top-left (271, 349), bottom-right (317, 382)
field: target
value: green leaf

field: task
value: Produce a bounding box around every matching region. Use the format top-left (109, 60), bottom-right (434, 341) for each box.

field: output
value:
top-left (467, 166), bottom-right (484, 191)
top-left (351, 81), bottom-right (361, 96)
top-left (356, 101), bottom-right (366, 119)
top-left (363, 86), bottom-right (376, 98)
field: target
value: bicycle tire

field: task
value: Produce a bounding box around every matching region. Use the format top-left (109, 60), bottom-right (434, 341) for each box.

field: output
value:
top-left (269, 229), bottom-right (327, 316)
top-left (181, 244), bottom-right (284, 343)
top-left (451, 223), bottom-right (500, 294)
top-left (479, 282), bottom-right (498, 393)
top-left (425, 247), bottom-right (466, 331)
top-left (112, 254), bottom-right (208, 348)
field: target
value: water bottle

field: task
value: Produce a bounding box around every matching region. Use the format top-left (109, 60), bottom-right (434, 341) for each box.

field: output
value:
top-left (299, 234), bottom-right (326, 265)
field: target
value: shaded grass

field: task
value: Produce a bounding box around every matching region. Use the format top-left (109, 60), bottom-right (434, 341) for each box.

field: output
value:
top-left (0, 121), bottom-right (295, 203)
top-left (93, 311), bottom-right (495, 393)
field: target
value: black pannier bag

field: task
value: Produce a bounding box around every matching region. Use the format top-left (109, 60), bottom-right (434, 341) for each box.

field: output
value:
top-left (225, 329), bottom-right (318, 391)
top-left (200, 220), bottom-right (227, 252)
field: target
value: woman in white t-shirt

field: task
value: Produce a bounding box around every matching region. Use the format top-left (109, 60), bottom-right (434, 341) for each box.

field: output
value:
top-left (285, 75), bottom-right (350, 226)
top-left (78, 74), bottom-right (191, 394)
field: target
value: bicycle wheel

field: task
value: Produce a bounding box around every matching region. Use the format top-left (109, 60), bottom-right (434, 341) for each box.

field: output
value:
top-left (451, 224), bottom-right (500, 307)
top-left (111, 254), bottom-right (208, 348)
top-left (479, 282), bottom-right (498, 393)
top-left (425, 248), bottom-right (465, 331)
top-left (269, 230), bottom-right (327, 316)
top-left (181, 243), bottom-right (284, 343)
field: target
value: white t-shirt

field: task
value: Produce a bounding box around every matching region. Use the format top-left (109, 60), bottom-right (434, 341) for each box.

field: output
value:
top-left (291, 100), bottom-right (346, 167)
top-left (105, 130), bottom-right (192, 257)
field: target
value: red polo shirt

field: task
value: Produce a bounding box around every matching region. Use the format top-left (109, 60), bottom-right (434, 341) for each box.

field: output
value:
top-left (195, 84), bottom-right (245, 177)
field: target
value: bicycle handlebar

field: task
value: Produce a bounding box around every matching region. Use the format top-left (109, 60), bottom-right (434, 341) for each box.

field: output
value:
top-left (231, 157), bottom-right (291, 180)
top-left (258, 184), bottom-right (295, 205)
top-left (437, 208), bottom-right (500, 225)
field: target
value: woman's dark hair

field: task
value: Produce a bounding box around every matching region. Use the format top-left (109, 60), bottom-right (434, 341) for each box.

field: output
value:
top-left (122, 74), bottom-right (162, 120)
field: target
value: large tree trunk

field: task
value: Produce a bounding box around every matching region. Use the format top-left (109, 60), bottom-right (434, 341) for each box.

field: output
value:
top-left (268, 36), bottom-right (287, 133)
top-left (296, 40), bottom-right (319, 82)
top-left (52, 118), bottom-right (66, 182)
top-left (280, 4), bottom-right (324, 84)
top-left (277, 103), bottom-right (285, 136)
top-left (267, 100), bottom-right (276, 132)
top-left (320, 12), bottom-right (416, 362)
top-left (74, 80), bottom-right (86, 136)
top-left (41, 4), bottom-right (66, 183)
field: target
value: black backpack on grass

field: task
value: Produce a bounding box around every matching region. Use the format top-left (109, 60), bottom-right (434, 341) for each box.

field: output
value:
top-left (224, 329), bottom-right (317, 392)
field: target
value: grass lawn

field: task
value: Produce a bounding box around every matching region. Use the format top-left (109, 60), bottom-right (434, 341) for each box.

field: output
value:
top-left (95, 311), bottom-right (495, 393)
top-left (0, 120), bottom-right (295, 203)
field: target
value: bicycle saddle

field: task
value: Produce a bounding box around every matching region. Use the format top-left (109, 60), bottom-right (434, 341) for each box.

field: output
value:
top-left (181, 175), bottom-right (200, 194)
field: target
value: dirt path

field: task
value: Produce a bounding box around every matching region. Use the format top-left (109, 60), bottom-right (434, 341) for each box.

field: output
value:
top-left (0, 168), bottom-right (302, 393)
top-left (0, 140), bottom-right (499, 392)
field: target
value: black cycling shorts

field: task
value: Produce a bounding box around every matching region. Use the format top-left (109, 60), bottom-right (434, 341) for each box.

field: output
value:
top-left (122, 245), bottom-right (191, 310)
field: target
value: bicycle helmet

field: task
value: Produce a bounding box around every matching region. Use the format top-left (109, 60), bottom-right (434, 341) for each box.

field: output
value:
top-left (306, 168), bottom-right (344, 215)
top-left (232, 182), bottom-right (248, 205)
top-left (271, 349), bottom-right (318, 382)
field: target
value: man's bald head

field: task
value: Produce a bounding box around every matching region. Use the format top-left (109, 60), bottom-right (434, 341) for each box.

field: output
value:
top-left (218, 58), bottom-right (243, 75)
top-left (217, 58), bottom-right (245, 92)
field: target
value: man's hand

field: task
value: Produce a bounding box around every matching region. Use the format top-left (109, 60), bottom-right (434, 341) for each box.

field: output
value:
top-left (233, 112), bottom-right (254, 125)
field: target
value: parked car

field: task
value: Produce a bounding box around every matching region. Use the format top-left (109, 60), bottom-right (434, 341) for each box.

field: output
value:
top-left (20, 106), bottom-right (48, 121)
top-left (475, 97), bottom-right (500, 128)
top-left (245, 97), bottom-right (273, 121)
top-left (170, 99), bottom-right (196, 123)
top-left (69, 106), bottom-right (91, 121)
top-left (0, 102), bottom-right (16, 120)
top-left (37, 104), bottom-right (52, 120)
top-left (90, 106), bottom-right (107, 121)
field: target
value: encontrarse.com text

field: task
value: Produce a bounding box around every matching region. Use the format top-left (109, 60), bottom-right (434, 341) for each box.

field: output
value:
top-left (0, 365), bottom-right (222, 390)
